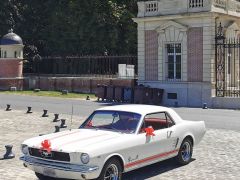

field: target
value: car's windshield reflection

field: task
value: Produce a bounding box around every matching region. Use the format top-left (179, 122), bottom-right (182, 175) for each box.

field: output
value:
top-left (80, 110), bottom-right (141, 134)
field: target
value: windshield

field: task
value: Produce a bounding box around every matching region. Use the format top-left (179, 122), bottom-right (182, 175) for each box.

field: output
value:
top-left (80, 110), bottom-right (141, 134)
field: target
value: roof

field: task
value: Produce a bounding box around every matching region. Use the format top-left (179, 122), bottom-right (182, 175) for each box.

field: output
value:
top-left (97, 105), bottom-right (183, 123)
top-left (1, 29), bottom-right (23, 45)
top-left (97, 104), bottom-right (171, 115)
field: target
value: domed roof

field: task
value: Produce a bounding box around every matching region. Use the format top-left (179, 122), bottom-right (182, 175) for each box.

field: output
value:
top-left (1, 29), bottom-right (23, 45)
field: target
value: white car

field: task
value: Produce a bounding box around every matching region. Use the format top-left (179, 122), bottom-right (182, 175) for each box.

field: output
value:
top-left (20, 105), bottom-right (206, 180)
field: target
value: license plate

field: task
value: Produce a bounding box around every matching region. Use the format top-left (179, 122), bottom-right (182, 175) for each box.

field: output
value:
top-left (43, 168), bottom-right (56, 177)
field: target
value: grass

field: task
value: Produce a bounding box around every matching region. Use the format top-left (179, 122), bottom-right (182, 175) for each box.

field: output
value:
top-left (0, 90), bottom-right (96, 99)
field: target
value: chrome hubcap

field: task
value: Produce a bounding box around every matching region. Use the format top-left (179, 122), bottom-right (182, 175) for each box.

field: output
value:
top-left (181, 141), bottom-right (191, 162)
top-left (104, 164), bottom-right (119, 180)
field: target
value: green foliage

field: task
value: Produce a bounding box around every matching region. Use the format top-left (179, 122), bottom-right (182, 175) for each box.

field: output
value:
top-left (0, 0), bottom-right (138, 56)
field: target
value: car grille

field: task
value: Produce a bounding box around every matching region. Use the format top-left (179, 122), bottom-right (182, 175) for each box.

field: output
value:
top-left (28, 148), bottom-right (70, 162)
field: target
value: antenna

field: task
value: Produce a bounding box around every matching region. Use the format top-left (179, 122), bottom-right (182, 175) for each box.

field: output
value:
top-left (70, 104), bottom-right (73, 131)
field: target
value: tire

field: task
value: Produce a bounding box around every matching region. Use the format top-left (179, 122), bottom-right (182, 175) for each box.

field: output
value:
top-left (97, 158), bottom-right (122, 180)
top-left (35, 172), bottom-right (56, 180)
top-left (176, 138), bottom-right (193, 165)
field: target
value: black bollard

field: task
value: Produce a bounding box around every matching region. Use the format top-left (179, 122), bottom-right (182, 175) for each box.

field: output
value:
top-left (55, 126), bottom-right (60, 133)
top-left (26, 107), bottom-right (32, 113)
top-left (53, 114), bottom-right (60, 122)
top-left (3, 145), bottom-right (15, 159)
top-left (203, 103), bottom-right (208, 109)
top-left (60, 119), bottom-right (67, 128)
top-left (42, 109), bottom-right (49, 117)
top-left (6, 104), bottom-right (12, 111)
top-left (86, 95), bottom-right (90, 100)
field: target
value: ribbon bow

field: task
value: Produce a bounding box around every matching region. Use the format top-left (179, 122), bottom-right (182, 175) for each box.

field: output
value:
top-left (86, 120), bottom-right (93, 127)
top-left (145, 126), bottom-right (155, 136)
top-left (40, 139), bottom-right (52, 153)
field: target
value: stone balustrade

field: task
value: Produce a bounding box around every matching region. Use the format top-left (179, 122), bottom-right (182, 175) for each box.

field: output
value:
top-left (137, 0), bottom-right (240, 17)
top-left (189, 0), bottom-right (204, 8)
top-left (213, 0), bottom-right (226, 8)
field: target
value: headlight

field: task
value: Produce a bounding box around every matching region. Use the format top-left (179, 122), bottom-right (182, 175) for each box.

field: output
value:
top-left (81, 153), bottom-right (89, 164)
top-left (21, 144), bottom-right (28, 155)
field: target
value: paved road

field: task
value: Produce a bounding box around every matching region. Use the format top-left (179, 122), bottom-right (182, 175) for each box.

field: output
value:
top-left (0, 110), bottom-right (239, 180)
top-left (0, 94), bottom-right (240, 131)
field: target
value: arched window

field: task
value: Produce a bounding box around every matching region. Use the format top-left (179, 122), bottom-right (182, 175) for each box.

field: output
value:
top-left (14, 51), bottom-right (17, 58)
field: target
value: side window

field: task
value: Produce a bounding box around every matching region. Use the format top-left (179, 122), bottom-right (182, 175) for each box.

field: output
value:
top-left (141, 112), bottom-right (174, 132)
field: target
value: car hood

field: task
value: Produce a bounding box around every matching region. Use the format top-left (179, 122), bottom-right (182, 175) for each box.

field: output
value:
top-left (23, 129), bottom-right (124, 153)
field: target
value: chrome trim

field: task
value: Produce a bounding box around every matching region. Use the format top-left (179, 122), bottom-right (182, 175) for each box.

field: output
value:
top-left (20, 156), bottom-right (99, 173)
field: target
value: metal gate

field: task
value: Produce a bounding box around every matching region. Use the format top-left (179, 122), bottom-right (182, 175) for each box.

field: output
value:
top-left (215, 23), bottom-right (240, 97)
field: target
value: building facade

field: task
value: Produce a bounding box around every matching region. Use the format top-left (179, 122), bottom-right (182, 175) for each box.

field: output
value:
top-left (0, 29), bottom-right (24, 90)
top-left (134, 0), bottom-right (240, 108)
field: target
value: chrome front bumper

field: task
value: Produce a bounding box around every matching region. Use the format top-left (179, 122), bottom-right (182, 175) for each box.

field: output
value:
top-left (20, 155), bottom-right (100, 179)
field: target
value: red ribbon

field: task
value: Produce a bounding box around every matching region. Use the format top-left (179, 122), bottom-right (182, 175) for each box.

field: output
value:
top-left (40, 139), bottom-right (52, 153)
top-left (86, 120), bottom-right (93, 127)
top-left (145, 126), bottom-right (155, 136)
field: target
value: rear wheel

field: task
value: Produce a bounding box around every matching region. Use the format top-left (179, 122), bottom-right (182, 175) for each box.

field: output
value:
top-left (97, 158), bottom-right (122, 180)
top-left (176, 138), bottom-right (193, 165)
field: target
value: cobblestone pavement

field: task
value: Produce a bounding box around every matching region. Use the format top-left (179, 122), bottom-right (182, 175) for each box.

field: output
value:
top-left (0, 109), bottom-right (239, 180)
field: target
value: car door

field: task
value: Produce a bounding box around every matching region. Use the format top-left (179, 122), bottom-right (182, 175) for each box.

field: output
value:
top-left (124, 112), bottom-right (178, 170)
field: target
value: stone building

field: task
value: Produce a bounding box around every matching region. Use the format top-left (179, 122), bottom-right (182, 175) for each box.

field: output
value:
top-left (133, 0), bottom-right (240, 108)
top-left (0, 29), bottom-right (24, 90)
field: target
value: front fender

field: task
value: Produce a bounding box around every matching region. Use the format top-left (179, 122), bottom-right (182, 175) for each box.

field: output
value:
top-left (103, 153), bottom-right (126, 170)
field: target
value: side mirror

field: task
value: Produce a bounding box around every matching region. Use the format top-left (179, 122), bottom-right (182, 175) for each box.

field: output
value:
top-left (145, 126), bottom-right (155, 136)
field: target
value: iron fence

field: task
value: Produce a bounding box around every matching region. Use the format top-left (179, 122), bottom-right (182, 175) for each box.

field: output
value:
top-left (24, 56), bottom-right (137, 77)
top-left (215, 23), bottom-right (240, 97)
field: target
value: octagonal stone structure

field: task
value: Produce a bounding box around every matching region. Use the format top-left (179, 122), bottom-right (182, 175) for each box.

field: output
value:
top-left (0, 29), bottom-right (24, 90)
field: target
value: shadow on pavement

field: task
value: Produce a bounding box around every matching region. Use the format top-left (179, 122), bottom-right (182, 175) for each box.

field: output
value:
top-left (123, 158), bottom-right (196, 180)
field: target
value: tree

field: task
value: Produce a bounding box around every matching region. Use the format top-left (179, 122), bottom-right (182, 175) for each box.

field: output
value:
top-left (0, 0), bottom-right (138, 56)
top-left (0, 0), bottom-right (18, 36)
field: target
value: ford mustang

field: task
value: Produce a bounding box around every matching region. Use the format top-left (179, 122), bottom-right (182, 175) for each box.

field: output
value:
top-left (20, 105), bottom-right (206, 180)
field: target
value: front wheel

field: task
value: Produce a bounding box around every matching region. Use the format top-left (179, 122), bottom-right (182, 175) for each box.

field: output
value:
top-left (97, 158), bottom-right (122, 180)
top-left (176, 138), bottom-right (193, 165)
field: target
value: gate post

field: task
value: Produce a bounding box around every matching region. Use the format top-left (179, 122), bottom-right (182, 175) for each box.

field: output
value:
top-left (215, 22), bottom-right (226, 97)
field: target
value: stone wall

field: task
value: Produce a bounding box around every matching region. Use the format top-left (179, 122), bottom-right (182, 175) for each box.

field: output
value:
top-left (0, 78), bottom-right (24, 90)
top-left (145, 30), bottom-right (158, 81)
top-left (0, 59), bottom-right (23, 78)
top-left (187, 27), bottom-right (203, 82)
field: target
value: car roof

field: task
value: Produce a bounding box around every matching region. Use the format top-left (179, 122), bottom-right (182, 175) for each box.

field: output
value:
top-left (97, 104), bottom-right (171, 116)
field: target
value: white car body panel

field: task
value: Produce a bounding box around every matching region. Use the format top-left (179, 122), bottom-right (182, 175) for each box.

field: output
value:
top-left (20, 105), bottom-right (206, 179)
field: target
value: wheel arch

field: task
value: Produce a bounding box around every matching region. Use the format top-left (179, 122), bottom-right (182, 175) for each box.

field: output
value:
top-left (183, 134), bottom-right (194, 146)
top-left (103, 153), bottom-right (126, 172)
